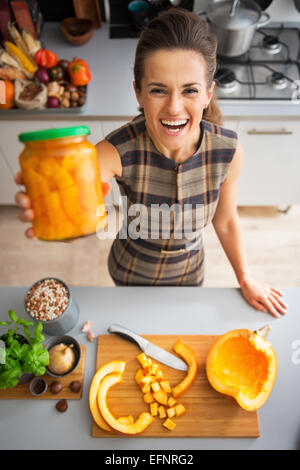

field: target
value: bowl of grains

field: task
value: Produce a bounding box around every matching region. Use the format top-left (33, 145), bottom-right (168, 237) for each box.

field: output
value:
top-left (25, 278), bottom-right (80, 336)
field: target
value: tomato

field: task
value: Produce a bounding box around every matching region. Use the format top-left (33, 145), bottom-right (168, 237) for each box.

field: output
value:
top-left (68, 58), bottom-right (92, 86)
top-left (34, 49), bottom-right (59, 69)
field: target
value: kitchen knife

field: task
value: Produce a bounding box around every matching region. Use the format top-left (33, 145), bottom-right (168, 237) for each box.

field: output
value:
top-left (107, 324), bottom-right (188, 371)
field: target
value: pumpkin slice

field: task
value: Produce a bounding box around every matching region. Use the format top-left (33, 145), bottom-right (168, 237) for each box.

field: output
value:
top-left (89, 361), bottom-right (126, 432)
top-left (206, 327), bottom-right (277, 411)
top-left (97, 373), bottom-right (154, 434)
top-left (172, 340), bottom-right (199, 398)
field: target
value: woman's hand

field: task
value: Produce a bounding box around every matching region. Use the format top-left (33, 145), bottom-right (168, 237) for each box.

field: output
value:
top-left (14, 172), bottom-right (35, 239)
top-left (239, 276), bottom-right (288, 318)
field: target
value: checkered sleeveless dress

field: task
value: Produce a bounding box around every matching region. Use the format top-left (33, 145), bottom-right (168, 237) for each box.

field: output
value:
top-left (105, 115), bottom-right (237, 286)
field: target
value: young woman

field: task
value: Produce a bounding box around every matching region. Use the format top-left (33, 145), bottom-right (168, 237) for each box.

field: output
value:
top-left (15, 9), bottom-right (287, 317)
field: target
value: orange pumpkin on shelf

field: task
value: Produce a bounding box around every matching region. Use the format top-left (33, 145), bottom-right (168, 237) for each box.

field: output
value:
top-left (0, 80), bottom-right (15, 109)
top-left (206, 326), bottom-right (277, 411)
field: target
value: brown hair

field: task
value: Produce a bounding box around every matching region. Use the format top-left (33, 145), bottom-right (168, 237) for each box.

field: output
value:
top-left (134, 7), bottom-right (223, 125)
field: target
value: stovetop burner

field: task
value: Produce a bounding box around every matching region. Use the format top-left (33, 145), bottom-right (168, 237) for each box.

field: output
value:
top-left (214, 25), bottom-right (300, 101)
top-left (268, 71), bottom-right (288, 90)
top-left (214, 68), bottom-right (239, 92)
top-left (262, 35), bottom-right (282, 54)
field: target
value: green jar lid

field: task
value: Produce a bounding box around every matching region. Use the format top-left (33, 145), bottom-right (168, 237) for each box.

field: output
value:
top-left (18, 125), bottom-right (91, 143)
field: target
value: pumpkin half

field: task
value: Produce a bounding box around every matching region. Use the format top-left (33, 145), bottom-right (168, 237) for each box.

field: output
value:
top-left (206, 328), bottom-right (277, 411)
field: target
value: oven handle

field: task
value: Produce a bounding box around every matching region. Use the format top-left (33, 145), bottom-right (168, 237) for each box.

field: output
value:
top-left (247, 129), bottom-right (293, 135)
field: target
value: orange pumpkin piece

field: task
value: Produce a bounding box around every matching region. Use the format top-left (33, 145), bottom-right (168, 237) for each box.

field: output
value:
top-left (97, 373), bottom-right (154, 434)
top-left (153, 390), bottom-right (168, 406)
top-left (0, 80), bottom-right (14, 109)
top-left (206, 327), bottom-right (277, 411)
top-left (89, 361), bottom-right (126, 432)
top-left (172, 340), bottom-right (198, 398)
top-left (163, 418), bottom-right (176, 431)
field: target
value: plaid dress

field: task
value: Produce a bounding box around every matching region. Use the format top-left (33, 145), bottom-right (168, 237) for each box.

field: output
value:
top-left (105, 115), bottom-right (237, 286)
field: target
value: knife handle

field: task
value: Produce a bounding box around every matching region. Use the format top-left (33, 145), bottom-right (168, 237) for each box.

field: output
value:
top-left (107, 324), bottom-right (148, 350)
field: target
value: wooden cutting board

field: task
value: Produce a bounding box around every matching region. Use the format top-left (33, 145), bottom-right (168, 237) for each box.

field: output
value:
top-left (92, 336), bottom-right (259, 438)
top-left (0, 345), bottom-right (85, 400)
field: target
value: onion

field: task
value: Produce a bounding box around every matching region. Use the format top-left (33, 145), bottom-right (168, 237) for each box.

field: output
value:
top-left (48, 343), bottom-right (75, 375)
top-left (47, 96), bottom-right (60, 108)
top-left (35, 66), bottom-right (50, 84)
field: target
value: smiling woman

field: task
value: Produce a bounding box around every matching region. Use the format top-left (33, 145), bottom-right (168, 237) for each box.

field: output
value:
top-left (14, 8), bottom-right (288, 317)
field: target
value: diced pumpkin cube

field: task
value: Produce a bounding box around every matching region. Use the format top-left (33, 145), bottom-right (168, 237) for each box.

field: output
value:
top-left (143, 392), bottom-right (154, 404)
top-left (163, 418), bottom-right (176, 431)
top-left (175, 404), bottom-right (186, 417)
top-left (24, 168), bottom-right (49, 198)
top-left (141, 376), bottom-right (154, 385)
top-left (160, 380), bottom-right (172, 393)
top-left (153, 390), bottom-right (168, 406)
top-left (60, 185), bottom-right (82, 219)
top-left (158, 406), bottom-right (167, 419)
top-left (77, 183), bottom-right (99, 214)
top-left (151, 363), bottom-right (160, 375)
top-left (137, 353), bottom-right (149, 368)
top-left (135, 368), bottom-right (145, 386)
top-left (142, 383), bottom-right (151, 394)
top-left (52, 166), bottom-right (75, 190)
top-left (150, 402), bottom-right (158, 417)
top-left (155, 369), bottom-right (164, 380)
top-left (151, 381), bottom-right (161, 393)
top-left (168, 397), bottom-right (177, 407)
top-left (166, 407), bottom-right (176, 419)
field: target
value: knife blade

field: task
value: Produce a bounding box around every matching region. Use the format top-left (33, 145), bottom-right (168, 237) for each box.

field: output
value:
top-left (107, 324), bottom-right (188, 371)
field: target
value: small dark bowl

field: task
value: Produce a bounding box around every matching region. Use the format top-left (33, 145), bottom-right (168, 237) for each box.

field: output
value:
top-left (61, 17), bottom-right (94, 46)
top-left (45, 335), bottom-right (81, 378)
top-left (29, 377), bottom-right (48, 396)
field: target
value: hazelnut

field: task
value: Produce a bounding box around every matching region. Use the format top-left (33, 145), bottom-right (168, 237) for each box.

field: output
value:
top-left (61, 98), bottom-right (70, 108)
top-left (71, 91), bottom-right (79, 101)
top-left (50, 380), bottom-right (63, 394)
top-left (70, 380), bottom-right (81, 393)
top-left (56, 399), bottom-right (68, 413)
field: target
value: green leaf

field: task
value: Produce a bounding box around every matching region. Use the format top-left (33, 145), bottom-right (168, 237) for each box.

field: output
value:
top-left (8, 339), bottom-right (22, 360)
top-left (17, 318), bottom-right (34, 327)
top-left (8, 310), bottom-right (18, 323)
top-left (34, 322), bottom-right (43, 336)
top-left (0, 321), bottom-right (11, 325)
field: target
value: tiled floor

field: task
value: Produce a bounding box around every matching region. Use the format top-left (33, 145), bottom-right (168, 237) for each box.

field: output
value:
top-left (0, 204), bottom-right (299, 287)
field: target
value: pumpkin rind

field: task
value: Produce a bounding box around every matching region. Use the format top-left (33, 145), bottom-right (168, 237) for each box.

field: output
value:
top-left (172, 340), bottom-right (199, 398)
top-left (206, 329), bottom-right (277, 411)
top-left (97, 373), bottom-right (154, 434)
top-left (89, 360), bottom-right (126, 431)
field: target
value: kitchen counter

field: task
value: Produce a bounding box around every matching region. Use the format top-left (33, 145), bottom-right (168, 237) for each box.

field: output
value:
top-left (1, 22), bottom-right (300, 120)
top-left (0, 285), bottom-right (299, 450)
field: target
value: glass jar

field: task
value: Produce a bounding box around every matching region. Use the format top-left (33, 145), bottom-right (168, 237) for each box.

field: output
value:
top-left (18, 126), bottom-right (106, 241)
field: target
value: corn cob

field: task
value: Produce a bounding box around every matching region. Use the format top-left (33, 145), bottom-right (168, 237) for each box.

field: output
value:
top-left (21, 28), bottom-right (41, 57)
top-left (4, 41), bottom-right (37, 75)
top-left (0, 46), bottom-right (20, 68)
top-left (7, 22), bottom-right (29, 57)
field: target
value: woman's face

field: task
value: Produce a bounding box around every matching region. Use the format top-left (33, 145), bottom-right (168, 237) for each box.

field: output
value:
top-left (134, 48), bottom-right (214, 158)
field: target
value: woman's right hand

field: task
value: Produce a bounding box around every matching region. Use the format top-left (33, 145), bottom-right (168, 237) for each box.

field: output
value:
top-left (14, 172), bottom-right (35, 239)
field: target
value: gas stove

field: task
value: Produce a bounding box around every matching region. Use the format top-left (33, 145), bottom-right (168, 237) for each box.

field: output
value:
top-left (214, 25), bottom-right (300, 101)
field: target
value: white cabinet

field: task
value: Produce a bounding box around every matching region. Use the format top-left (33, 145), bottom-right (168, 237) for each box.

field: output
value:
top-left (0, 152), bottom-right (16, 204)
top-left (236, 118), bottom-right (300, 205)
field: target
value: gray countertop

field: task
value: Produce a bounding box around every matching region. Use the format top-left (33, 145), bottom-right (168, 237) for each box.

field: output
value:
top-left (1, 22), bottom-right (300, 120)
top-left (0, 285), bottom-right (299, 450)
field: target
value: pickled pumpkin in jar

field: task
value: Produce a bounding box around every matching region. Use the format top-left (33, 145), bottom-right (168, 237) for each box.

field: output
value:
top-left (18, 126), bottom-right (106, 241)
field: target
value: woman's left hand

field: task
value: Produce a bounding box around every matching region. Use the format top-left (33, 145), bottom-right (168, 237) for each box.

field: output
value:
top-left (239, 277), bottom-right (288, 318)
